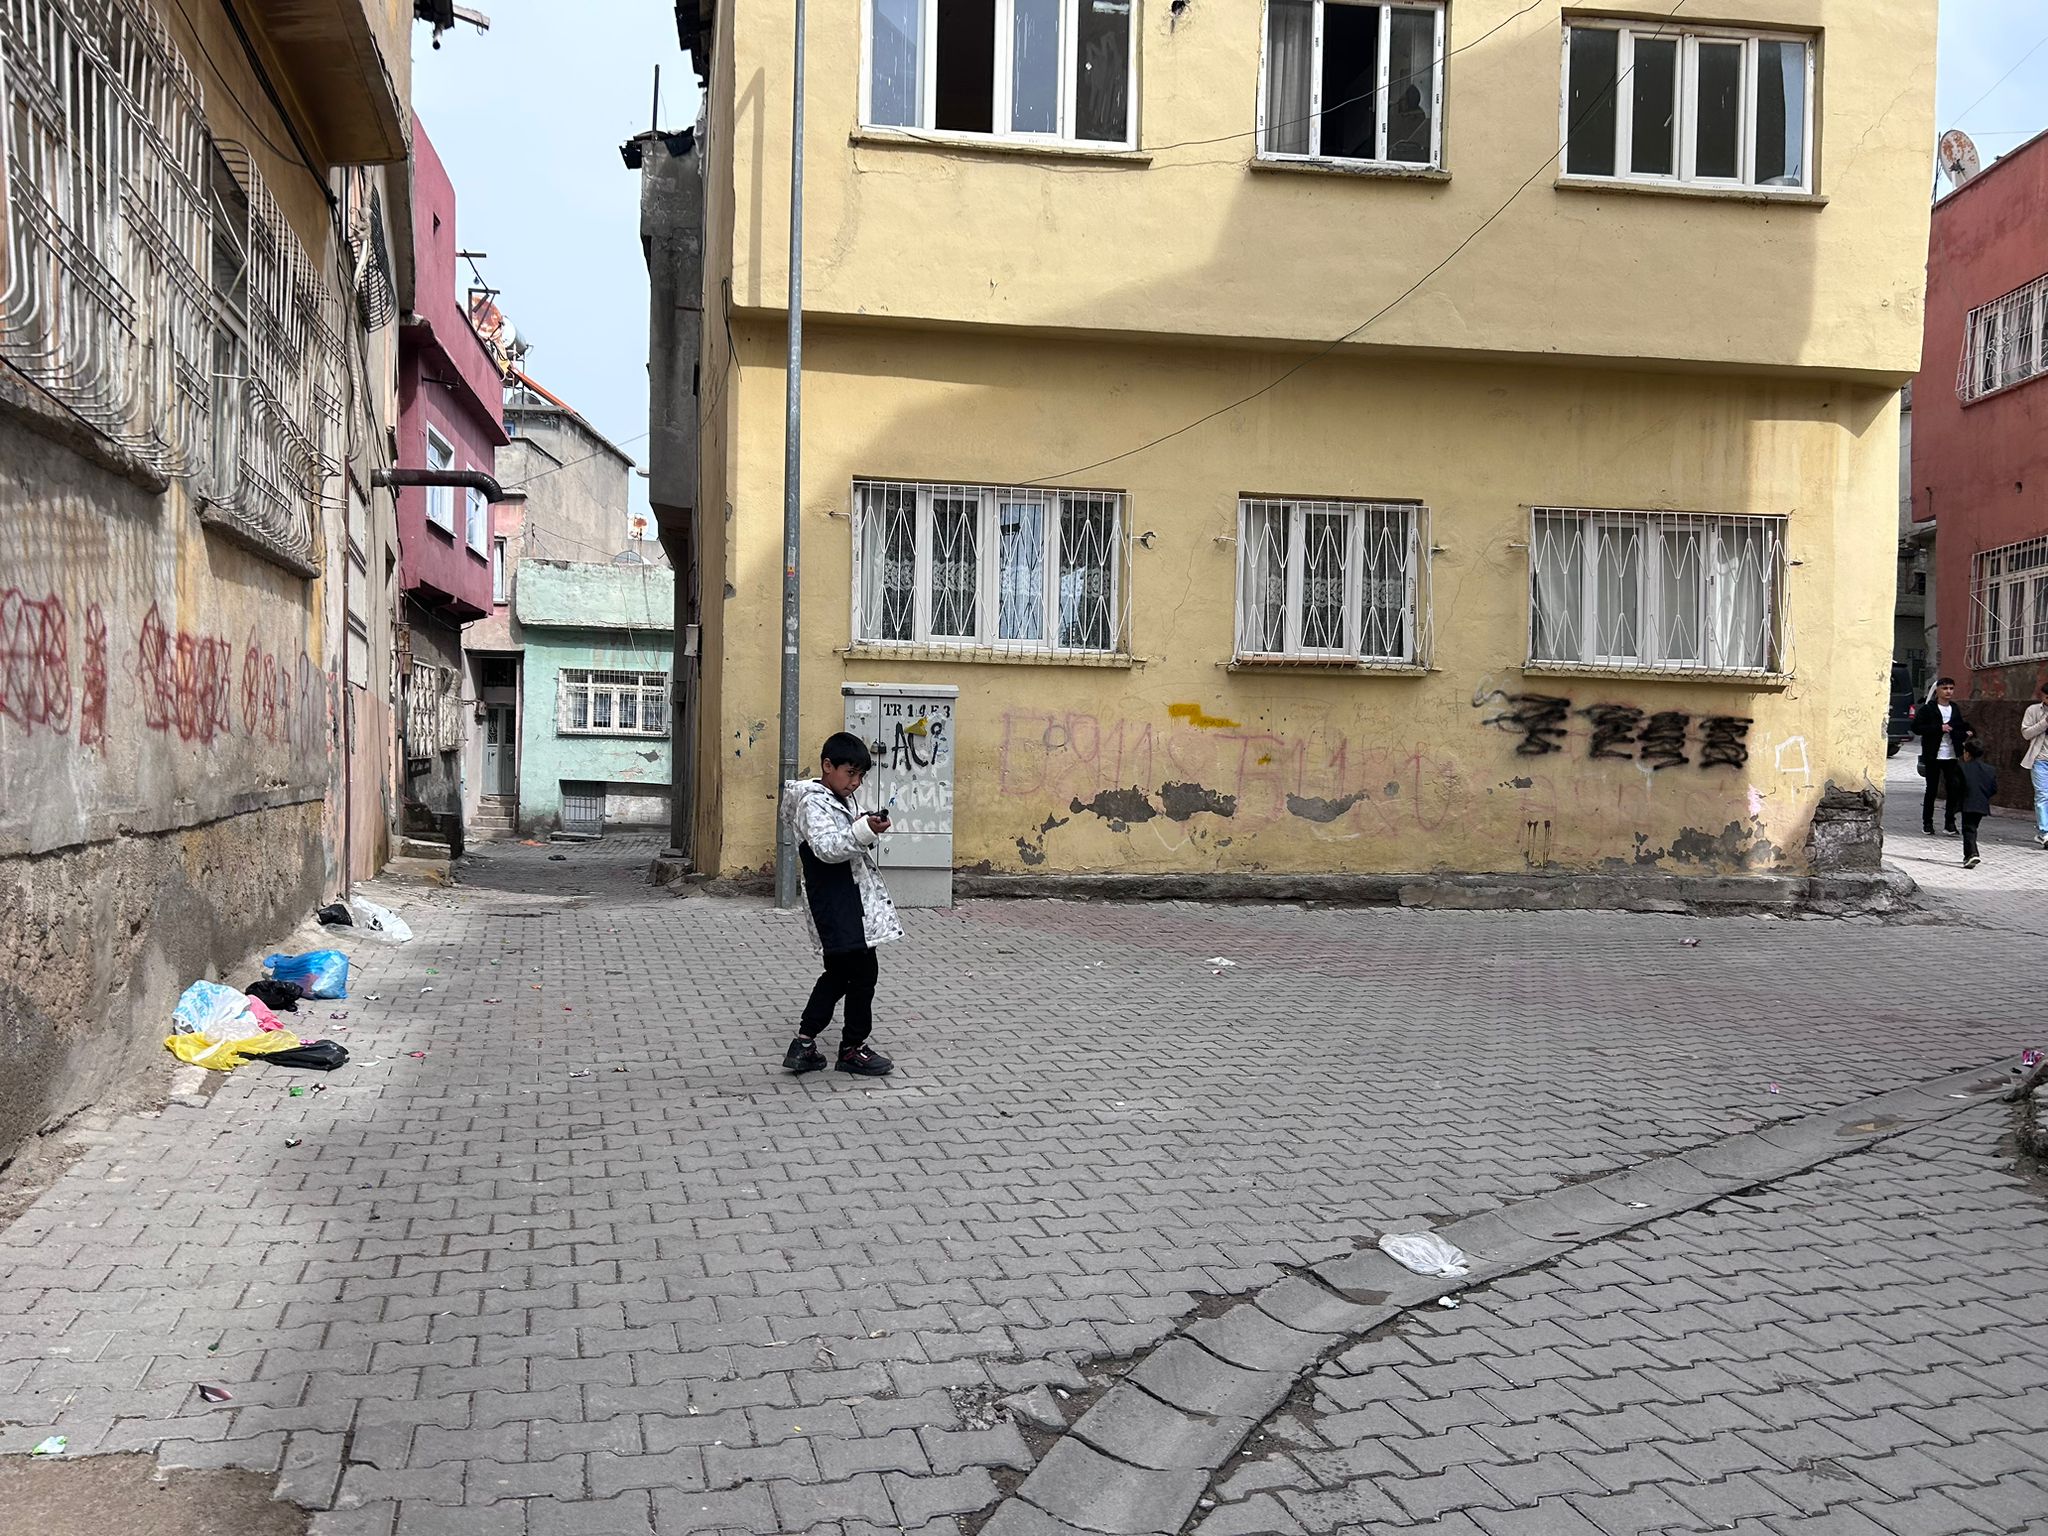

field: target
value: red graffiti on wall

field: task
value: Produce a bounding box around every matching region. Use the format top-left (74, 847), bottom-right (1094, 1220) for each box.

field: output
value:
top-left (79, 604), bottom-right (107, 749)
top-left (0, 589), bottom-right (72, 734)
top-left (139, 603), bottom-right (234, 743)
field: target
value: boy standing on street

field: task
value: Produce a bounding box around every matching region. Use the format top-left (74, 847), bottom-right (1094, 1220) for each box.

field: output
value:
top-left (1915, 678), bottom-right (1969, 836)
top-left (1958, 738), bottom-right (1997, 870)
top-left (778, 732), bottom-right (905, 1076)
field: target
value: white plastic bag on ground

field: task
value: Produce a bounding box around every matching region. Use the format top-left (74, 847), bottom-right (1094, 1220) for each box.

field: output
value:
top-left (1378, 1231), bottom-right (1471, 1278)
top-left (171, 980), bottom-right (256, 1036)
top-left (350, 898), bottom-right (413, 943)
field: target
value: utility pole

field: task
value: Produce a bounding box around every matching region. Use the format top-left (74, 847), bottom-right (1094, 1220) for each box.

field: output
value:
top-left (774, 0), bottom-right (807, 910)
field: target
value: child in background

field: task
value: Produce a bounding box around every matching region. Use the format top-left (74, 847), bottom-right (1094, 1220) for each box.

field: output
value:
top-left (1958, 737), bottom-right (1998, 870)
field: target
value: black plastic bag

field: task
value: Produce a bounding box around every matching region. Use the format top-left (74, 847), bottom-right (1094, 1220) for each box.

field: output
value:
top-left (255, 1040), bottom-right (350, 1071)
top-left (245, 979), bottom-right (304, 1013)
top-left (315, 902), bottom-right (353, 926)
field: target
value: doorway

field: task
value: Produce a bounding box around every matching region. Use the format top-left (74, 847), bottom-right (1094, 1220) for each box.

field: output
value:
top-left (482, 704), bottom-right (516, 795)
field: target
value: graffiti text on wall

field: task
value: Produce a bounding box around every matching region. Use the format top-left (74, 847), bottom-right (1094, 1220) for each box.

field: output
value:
top-left (1478, 692), bottom-right (1751, 770)
top-left (0, 589), bottom-right (72, 734)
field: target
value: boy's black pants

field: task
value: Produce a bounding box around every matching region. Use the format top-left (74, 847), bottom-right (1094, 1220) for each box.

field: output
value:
top-left (1962, 813), bottom-right (1984, 862)
top-left (1923, 760), bottom-right (1964, 830)
top-left (800, 946), bottom-right (877, 1052)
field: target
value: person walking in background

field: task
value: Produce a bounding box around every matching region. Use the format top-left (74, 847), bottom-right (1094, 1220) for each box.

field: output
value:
top-left (1915, 677), bottom-right (1969, 836)
top-left (2023, 678), bottom-right (2048, 851)
top-left (1958, 738), bottom-right (1998, 870)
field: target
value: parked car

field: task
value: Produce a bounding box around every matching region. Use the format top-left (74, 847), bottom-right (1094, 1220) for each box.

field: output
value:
top-left (1886, 663), bottom-right (1917, 756)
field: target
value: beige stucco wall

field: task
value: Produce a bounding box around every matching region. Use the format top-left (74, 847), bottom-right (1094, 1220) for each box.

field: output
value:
top-left (693, 0), bottom-right (1932, 881)
top-left (703, 322), bottom-right (1898, 878)
top-left (719, 0), bottom-right (1936, 377)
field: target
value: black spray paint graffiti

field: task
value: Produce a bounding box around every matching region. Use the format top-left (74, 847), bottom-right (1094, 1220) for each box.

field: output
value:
top-left (1479, 692), bottom-right (1751, 771)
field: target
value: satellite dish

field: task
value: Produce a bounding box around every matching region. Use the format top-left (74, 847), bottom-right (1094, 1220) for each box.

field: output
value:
top-left (1940, 130), bottom-right (1982, 188)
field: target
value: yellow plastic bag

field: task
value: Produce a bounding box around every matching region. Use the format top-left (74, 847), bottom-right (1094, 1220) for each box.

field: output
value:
top-left (164, 1029), bottom-right (304, 1071)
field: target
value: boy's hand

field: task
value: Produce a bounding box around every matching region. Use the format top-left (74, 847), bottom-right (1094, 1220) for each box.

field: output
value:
top-left (865, 812), bottom-right (891, 833)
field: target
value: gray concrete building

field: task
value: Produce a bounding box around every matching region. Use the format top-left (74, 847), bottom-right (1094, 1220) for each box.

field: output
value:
top-left (626, 117), bottom-right (704, 872)
top-left (463, 373), bottom-right (642, 837)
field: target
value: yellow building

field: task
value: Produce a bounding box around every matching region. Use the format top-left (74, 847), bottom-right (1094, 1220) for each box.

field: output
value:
top-left (678, 0), bottom-right (1934, 896)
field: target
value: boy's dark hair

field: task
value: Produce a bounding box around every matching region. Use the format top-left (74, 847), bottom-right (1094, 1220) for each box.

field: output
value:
top-left (820, 732), bottom-right (873, 772)
top-left (1938, 676), bottom-right (1956, 687)
top-left (1961, 737), bottom-right (1984, 760)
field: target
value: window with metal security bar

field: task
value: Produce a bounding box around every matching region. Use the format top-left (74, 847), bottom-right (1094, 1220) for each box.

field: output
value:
top-left (1260, 1), bottom-right (1445, 170)
top-left (423, 428), bottom-right (455, 533)
top-left (203, 140), bottom-right (342, 573)
top-left (853, 479), bottom-right (1126, 656)
top-left (1959, 273), bottom-right (2048, 404)
top-left (1969, 537), bottom-right (2048, 668)
top-left (1562, 21), bottom-right (1813, 193)
top-left (0, 0), bottom-right (215, 477)
top-left (558, 669), bottom-right (670, 737)
top-left (863, 0), bottom-right (1136, 150)
top-left (1529, 509), bottom-right (1788, 676)
top-left (1235, 498), bottom-right (1426, 665)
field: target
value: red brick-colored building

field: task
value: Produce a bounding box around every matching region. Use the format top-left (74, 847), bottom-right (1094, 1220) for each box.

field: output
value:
top-left (1912, 128), bottom-right (2048, 703)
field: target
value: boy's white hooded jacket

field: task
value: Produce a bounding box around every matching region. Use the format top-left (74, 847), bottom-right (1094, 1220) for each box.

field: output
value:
top-left (779, 779), bottom-right (905, 952)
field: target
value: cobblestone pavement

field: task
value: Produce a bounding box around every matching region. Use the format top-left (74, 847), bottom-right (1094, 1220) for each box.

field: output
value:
top-left (1190, 1107), bottom-right (2048, 1536)
top-left (0, 793), bottom-right (2043, 1536)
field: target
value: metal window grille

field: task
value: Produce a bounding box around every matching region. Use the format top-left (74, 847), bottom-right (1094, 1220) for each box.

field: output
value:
top-left (1958, 272), bottom-right (2048, 403)
top-left (557, 668), bottom-right (669, 738)
top-left (201, 139), bottom-right (338, 571)
top-left (1234, 496), bottom-right (1429, 666)
top-left (1528, 508), bottom-right (1789, 676)
top-left (851, 477), bottom-right (1129, 658)
top-left (403, 661), bottom-right (458, 761)
top-left (1968, 535), bottom-right (2048, 668)
top-left (1, 0), bottom-right (213, 471)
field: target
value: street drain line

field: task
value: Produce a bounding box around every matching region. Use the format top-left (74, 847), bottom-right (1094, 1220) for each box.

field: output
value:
top-left (973, 1058), bottom-right (2026, 1536)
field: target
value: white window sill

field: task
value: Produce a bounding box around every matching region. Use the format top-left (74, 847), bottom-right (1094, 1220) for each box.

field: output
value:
top-left (1555, 176), bottom-right (1827, 209)
top-left (557, 730), bottom-right (672, 740)
top-left (1251, 156), bottom-right (1448, 184)
top-left (1229, 655), bottom-right (1428, 676)
top-left (1522, 661), bottom-right (1792, 689)
top-left (1961, 371), bottom-right (2048, 408)
top-left (842, 642), bottom-right (1137, 669)
top-left (849, 127), bottom-right (1149, 166)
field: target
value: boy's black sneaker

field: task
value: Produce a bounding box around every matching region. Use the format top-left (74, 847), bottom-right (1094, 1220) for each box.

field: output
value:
top-left (836, 1046), bottom-right (894, 1077)
top-left (782, 1037), bottom-right (826, 1074)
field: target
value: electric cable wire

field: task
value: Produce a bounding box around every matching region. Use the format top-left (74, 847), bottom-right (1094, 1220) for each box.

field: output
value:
top-left (1015, 0), bottom-right (1695, 488)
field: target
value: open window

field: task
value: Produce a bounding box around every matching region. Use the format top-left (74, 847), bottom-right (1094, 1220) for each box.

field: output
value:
top-left (1260, 1), bottom-right (1445, 169)
top-left (864, 0), bottom-right (1136, 149)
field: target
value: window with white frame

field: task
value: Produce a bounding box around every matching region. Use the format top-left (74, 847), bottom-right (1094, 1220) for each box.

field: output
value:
top-left (1959, 272), bottom-right (2048, 403)
top-left (1261, 1), bottom-right (1444, 168)
top-left (1235, 497), bottom-right (1424, 664)
top-left (1529, 509), bottom-right (1787, 674)
top-left (853, 479), bottom-right (1125, 654)
top-left (492, 536), bottom-right (508, 604)
top-left (1969, 537), bottom-right (2048, 668)
top-left (466, 481), bottom-right (489, 556)
top-left (424, 427), bottom-right (455, 533)
top-left (863, 0), bottom-right (1136, 149)
top-left (558, 669), bottom-right (670, 737)
top-left (1562, 21), bottom-right (1813, 192)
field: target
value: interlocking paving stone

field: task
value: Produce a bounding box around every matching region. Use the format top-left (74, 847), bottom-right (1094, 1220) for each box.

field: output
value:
top-left (2, 816), bottom-right (2046, 1532)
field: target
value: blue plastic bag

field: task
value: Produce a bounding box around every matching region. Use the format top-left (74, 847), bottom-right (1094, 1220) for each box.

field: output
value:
top-left (264, 950), bottom-right (350, 999)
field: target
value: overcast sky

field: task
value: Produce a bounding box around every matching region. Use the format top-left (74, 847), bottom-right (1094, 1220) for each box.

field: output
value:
top-left (411, 0), bottom-right (2048, 547)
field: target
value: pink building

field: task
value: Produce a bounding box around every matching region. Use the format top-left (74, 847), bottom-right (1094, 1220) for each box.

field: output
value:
top-left (397, 114), bottom-right (508, 841)
top-left (399, 115), bottom-right (505, 620)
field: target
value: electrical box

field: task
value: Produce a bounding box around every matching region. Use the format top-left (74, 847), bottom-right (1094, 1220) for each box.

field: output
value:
top-left (841, 682), bottom-right (957, 909)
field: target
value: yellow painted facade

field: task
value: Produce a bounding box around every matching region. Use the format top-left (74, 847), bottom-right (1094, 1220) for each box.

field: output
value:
top-left (690, 0), bottom-right (1936, 882)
